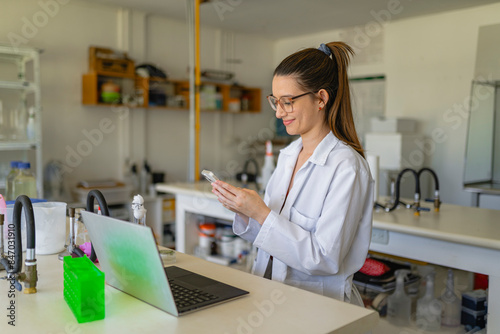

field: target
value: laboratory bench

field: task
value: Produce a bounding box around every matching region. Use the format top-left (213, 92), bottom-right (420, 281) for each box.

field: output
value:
top-left (157, 182), bottom-right (500, 333)
top-left (0, 250), bottom-right (377, 333)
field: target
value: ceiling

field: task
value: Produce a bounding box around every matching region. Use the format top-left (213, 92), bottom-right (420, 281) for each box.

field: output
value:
top-left (87, 0), bottom-right (500, 39)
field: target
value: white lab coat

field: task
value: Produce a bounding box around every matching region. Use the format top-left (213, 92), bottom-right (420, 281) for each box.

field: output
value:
top-left (233, 132), bottom-right (373, 303)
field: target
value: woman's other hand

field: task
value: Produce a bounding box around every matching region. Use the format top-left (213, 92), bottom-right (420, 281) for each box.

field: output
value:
top-left (212, 180), bottom-right (270, 225)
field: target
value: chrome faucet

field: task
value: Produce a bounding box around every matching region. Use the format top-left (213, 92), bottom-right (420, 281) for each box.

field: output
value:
top-left (0, 195), bottom-right (38, 294)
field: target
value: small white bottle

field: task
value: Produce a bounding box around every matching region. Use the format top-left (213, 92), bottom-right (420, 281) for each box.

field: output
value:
top-left (26, 106), bottom-right (36, 141)
top-left (387, 269), bottom-right (412, 326)
top-left (416, 272), bottom-right (442, 331)
top-left (440, 269), bottom-right (461, 327)
top-left (260, 140), bottom-right (275, 192)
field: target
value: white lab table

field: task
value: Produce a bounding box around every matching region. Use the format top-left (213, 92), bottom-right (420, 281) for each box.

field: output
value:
top-left (0, 251), bottom-right (377, 333)
top-left (157, 182), bottom-right (500, 332)
top-left (371, 203), bottom-right (500, 333)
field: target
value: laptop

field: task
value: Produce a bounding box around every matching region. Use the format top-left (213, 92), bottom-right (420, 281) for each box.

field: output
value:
top-left (81, 211), bottom-right (249, 316)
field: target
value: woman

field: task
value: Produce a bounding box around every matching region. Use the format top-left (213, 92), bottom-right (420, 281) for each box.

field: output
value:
top-left (211, 42), bottom-right (373, 305)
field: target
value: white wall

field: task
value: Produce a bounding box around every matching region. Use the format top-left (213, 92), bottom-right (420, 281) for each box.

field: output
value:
top-left (274, 3), bottom-right (500, 209)
top-left (1, 0), bottom-right (123, 197)
top-left (144, 15), bottom-right (275, 182)
top-left (385, 3), bottom-right (500, 208)
top-left (0, 0), bottom-right (275, 201)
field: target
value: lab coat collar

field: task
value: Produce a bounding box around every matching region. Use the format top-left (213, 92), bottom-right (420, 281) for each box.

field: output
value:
top-left (280, 132), bottom-right (339, 166)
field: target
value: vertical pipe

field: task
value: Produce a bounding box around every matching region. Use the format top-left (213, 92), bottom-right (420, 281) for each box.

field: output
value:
top-left (194, 0), bottom-right (201, 181)
top-left (187, 0), bottom-right (195, 182)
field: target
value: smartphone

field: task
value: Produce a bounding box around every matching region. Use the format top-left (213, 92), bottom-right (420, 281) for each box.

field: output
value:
top-left (201, 170), bottom-right (219, 183)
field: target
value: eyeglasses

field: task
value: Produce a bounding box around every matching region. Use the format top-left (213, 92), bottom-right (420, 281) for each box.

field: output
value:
top-left (267, 92), bottom-right (314, 113)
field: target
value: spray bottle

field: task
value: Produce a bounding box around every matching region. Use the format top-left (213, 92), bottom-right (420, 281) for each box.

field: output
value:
top-left (387, 269), bottom-right (412, 326)
top-left (131, 194), bottom-right (147, 226)
top-left (416, 271), bottom-right (442, 331)
top-left (440, 269), bottom-right (461, 327)
top-left (260, 140), bottom-right (275, 193)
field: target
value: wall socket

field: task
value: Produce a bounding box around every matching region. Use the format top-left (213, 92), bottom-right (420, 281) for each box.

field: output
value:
top-left (371, 228), bottom-right (389, 244)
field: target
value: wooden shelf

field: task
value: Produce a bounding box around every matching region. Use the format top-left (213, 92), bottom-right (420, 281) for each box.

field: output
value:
top-left (83, 73), bottom-right (261, 113)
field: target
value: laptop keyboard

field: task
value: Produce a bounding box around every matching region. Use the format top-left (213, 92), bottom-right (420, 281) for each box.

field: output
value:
top-left (169, 280), bottom-right (218, 309)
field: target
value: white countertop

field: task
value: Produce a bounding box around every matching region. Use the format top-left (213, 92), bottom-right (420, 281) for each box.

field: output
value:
top-left (373, 202), bottom-right (500, 250)
top-left (158, 182), bottom-right (500, 251)
top-left (0, 251), bottom-right (377, 333)
top-left (157, 182), bottom-right (219, 199)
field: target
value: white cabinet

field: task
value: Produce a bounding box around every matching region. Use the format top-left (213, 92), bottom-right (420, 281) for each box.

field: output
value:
top-left (0, 44), bottom-right (43, 198)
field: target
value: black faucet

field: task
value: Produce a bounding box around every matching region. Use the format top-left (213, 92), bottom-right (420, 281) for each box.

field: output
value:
top-left (385, 168), bottom-right (429, 216)
top-left (72, 189), bottom-right (110, 262)
top-left (418, 167), bottom-right (441, 212)
top-left (240, 158), bottom-right (260, 192)
top-left (0, 195), bottom-right (38, 293)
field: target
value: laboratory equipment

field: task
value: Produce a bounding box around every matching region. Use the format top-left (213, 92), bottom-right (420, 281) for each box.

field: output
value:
top-left (418, 167), bottom-right (441, 211)
top-left (237, 158), bottom-right (260, 191)
top-left (0, 195), bottom-right (38, 293)
top-left (63, 255), bottom-right (105, 323)
top-left (441, 269), bottom-right (462, 327)
top-left (6, 201), bottom-right (66, 255)
top-left (260, 140), bottom-right (275, 192)
top-left (26, 106), bottom-right (36, 141)
top-left (13, 162), bottom-right (37, 199)
top-left (131, 194), bottom-right (147, 225)
top-left (387, 269), bottom-right (411, 326)
top-left (381, 167), bottom-right (439, 215)
top-left (461, 289), bottom-right (488, 329)
top-left (5, 161), bottom-right (21, 201)
top-left (72, 189), bottom-right (110, 262)
top-left (58, 207), bottom-right (77, 260)
top-left (416, 271), bottom-right (441, 331)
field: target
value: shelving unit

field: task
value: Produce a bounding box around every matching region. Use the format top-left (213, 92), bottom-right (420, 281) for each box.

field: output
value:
top-left (84, 74), bottom-right (261, 113)
top-left (0, 44), bottom-right (43, 198)
top-left (82, 71), bottom-right (135, 105)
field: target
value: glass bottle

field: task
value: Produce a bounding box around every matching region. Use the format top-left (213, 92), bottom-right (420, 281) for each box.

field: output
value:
top-left (440, 269), bottom-right (461, 327)
top-left (387, 269), bottom-right (412, 326)
top-left (9, 99), bottom-right (27, 141)
top-left (5, 161), bottom-right (21, 201)
top-left (416, 272), bottom-right (442, 331)
top-left (13, 162), bottom-right (37, 199)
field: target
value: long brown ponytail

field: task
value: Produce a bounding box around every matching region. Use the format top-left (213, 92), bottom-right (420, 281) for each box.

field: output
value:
top-left (273, 41), bottom-right (365, 158)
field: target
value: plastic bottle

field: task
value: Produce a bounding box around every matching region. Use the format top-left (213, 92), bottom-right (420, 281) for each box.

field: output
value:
top-left (387, 269), bottom-right (412, 326)
top-left (5, 161), bottom-right (21, 201)
top-left (416, 272), bottom-right (442, 331)
top-left (440, 269), bottom-right (461, 327)
top-left (13, 162), bottom-right (37, 199)
top-left (26, 106), bottom-right (36, 141)
top-left (260, 140), bottom-right (275, 192)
